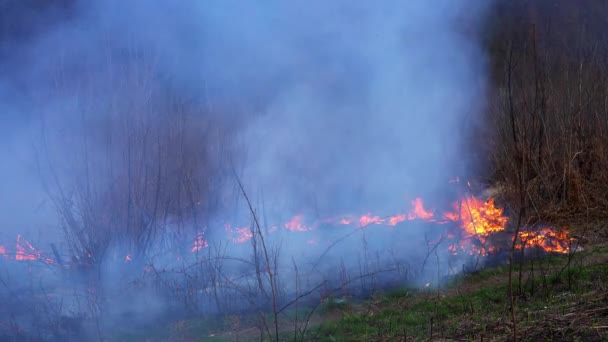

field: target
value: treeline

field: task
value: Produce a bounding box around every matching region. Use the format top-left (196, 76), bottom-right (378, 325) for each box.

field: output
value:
top-left (483, 0), bottom-right (608, 222)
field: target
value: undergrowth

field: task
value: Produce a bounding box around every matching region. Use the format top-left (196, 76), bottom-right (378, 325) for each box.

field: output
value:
top-left (111, 241), bottom-right (608, 341)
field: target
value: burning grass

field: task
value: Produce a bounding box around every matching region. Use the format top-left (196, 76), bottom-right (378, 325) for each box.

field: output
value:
top-left (0, 188), bottom-right (580, 341)
top-left (0, 191), bottom-right (573, 269)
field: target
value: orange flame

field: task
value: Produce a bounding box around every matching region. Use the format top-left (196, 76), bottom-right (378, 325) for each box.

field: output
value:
top-left (284, 214), bottom-right (311, 232)
top-left (359, 214), bottom-right (383, 227)
top-left (388, 214), bottom-right (406, 226)
top-left (453, 197), bottom-right (508, 238)
top-left (15, 235), bottom-right (54, 263)
top-left (518, 227), bottom-right (571, 254)
top-left (4, 186), bottom-right (570, 260)
top-left (408, 198), bottom-right (434, 221)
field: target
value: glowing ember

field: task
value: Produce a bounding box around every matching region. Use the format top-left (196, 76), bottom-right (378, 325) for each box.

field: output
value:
top-left (339, 218), bottom-right (353, 225)
top-left (225, 224), bottom-right (253, 243)
top-left (448, 244), bottom-right (458, 255)
top-left (192, 232), bottom-right (208, 252)
top-left (206, 193), bottom-right (569, 257)
top-left (15, 235), bottom-right (54, 264)
top-left (16, 235), bottom-right (37, 261)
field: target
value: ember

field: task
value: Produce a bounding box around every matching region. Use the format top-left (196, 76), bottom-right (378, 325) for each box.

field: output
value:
top-left (14, 235), bottom-right (54, 264)
top-left (192, 232), bottom-right (208, 252)
top-left (224, 224), bottom-right (253, 243)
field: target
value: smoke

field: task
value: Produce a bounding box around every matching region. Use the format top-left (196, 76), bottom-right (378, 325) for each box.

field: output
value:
top-left (1, 0), bottom-right (491, 225)
top-left (237, 2), bottom-right (490, 216)
top-left (0, 0), bottom-right (494, 337)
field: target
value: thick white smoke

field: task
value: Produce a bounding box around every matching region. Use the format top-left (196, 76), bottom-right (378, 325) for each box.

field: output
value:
top-left (235, 2), bottom-right (490, 217)
top-left (1, 0), bottom-right (491, 233)
top-left (0, 0), bottom-right (494, 337)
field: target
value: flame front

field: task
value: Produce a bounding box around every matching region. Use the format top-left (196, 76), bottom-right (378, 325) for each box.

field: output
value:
top-left (13, 235), bottom-right (54, 264)
top-left (1, 192), bottom-right (572, 265)
top-left (518, 228), bottom-right (572, 254)
top-left (209, 194), bottom-right (571, 257)
top-left (285, 214), bottom-right (311, 232)
top-left (408, 198), bottom-right (434, 221)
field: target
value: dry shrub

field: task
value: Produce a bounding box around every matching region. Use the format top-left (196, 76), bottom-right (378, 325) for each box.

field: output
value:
top-left (37, 51), bottom-right (237, 266)
top-left (484, 0), bottom-right (608, 223)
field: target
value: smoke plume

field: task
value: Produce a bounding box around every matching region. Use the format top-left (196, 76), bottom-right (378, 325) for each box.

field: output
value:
top-left (0, 0), bottom-right (494, 337)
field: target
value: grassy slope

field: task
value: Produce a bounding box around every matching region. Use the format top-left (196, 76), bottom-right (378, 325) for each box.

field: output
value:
top-left (113, 226), bottom-right (608, 341)
top-left (310, 235), bottom-right (608, 341)
top-left (313, 249), bottom-right (608, 341)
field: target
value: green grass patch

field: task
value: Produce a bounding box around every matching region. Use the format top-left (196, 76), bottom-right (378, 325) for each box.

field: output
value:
top-left (312, 247), bottom-right (608, 341)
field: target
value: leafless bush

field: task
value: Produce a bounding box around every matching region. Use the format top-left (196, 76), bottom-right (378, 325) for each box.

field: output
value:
top-left (34, 46), bottom-right (237, 265)
top-left (486, 1), bottom-right (608, 223)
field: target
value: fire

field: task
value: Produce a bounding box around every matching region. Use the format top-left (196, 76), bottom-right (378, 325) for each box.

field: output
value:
top-left (388, 214), bottom-right (406, 226)
top-left (439, 196), bottom-right (508, 256)
top-left (518, 227), bottom-right (571, 254)
top-left (1, 185), bottom-right (572, 262)
top-left (192, 232), bottom-right (209, 252)
top-left (285, 214), bottom-right (311, 231)
top-left (448, 244), bottom-right (457, 255)
top-left (359, 214), bottom-right (383, 227)
top-left (14, 235), bottom-right (54, 264)
top-left (210, 194), bottom-right (570, 258)
top-left (408, 198), bottom-right (434, 221)
top-left (449, 197), bottom-right (508, 237)
top-left (225, 224), bottom-right (253, 243)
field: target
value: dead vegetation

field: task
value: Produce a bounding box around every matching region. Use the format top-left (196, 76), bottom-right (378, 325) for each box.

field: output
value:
top-left (484, 0), bottom-right (608, 223)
